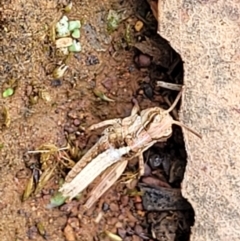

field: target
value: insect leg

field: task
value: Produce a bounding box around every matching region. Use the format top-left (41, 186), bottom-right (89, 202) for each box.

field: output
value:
top-left (131, 98), bottom-right (140, 116)
top-left (84, 160), bottom-right (128, 209)
top-left (88, 118), bottom-right (121, 131)
top-left (137, 141), bottom-right (157, 177)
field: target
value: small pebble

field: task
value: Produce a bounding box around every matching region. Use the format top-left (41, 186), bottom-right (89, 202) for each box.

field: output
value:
top-left (42, 194), bottom-right (51, 200)
top-left (64, 126), bottom-right (77, 134)
top-left (118, 214), bottom-right (125, 221)
top-left (109, 202), bottom-right (119, 212)
top-left (68, 110), bottom-right (78, 119)
top-left (109, 227), bottom-right (118, 235)
top-left (27, 226), bottom-right (38, 239)
top-left (120, 195), bottom-right (129, 207)
top-left (117, 228), bottom-right (127, 239)
top-left (137, 210), bottom-right (145, 217)
top-left (132, 235), bottom-right (141, 241)
top-left (143, 163), bottom-right (151, 176)
top-left (41, 189), bottom-right (49, 195)
top-left (135, 203), bottom-right (143, 211)
top-left (149, 154), bottom-right (163, 169)
top-left (54, 216), bottom-right (67, 229)
top-left (64, 224), bottom-right (76, 241)
top-left (126, 226), bottom-right (134, 235)
top-left (107, 217), bottom-right (118, 226)
top-left (127, 212), bottom-right (138, 223)
top-left (135, 54), bottom-right (151, 68)
top-left (129, 222), bottom-right (136, 228)
top-left (51, 79), bottom-right (62, 87)
top-left (102, 202), bottom-right (109, 212)
top-left (102, 78), bottom-right (114, 91)
top-left (60, 201), bottom-right (76, 212)
top-left (85, 55), bottom-right (99, 65)
top-left (115, 222), bottom-right (123, 228)
top-left (134, 224), bottom-right (143, 235)
top-left (26, 85), bottom-right (33, 96)
top-left (73, 119), bottom-right (81, 126)
top-left (142, 83), bottom-right (154, 99)
top-left (68, 217), bottom-right (79, 229)
top-left (134, 196), bottom-right (142, 203)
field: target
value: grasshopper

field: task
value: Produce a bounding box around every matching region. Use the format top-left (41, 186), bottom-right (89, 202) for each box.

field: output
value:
top-left (59, 87), bottom-right (201, 208)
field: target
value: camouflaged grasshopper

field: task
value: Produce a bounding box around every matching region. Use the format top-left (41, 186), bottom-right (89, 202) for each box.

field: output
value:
top-left (59, 87), bottom-right (201, 208)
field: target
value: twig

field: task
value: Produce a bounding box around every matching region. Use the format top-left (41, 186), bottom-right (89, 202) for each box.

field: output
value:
top-left (27, 146), bottom-right (69, 154)
top-left (156, 81), bottom-right (182, 91)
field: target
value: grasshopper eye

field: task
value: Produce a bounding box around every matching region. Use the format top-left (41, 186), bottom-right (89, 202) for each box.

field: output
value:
top-left (153, 114), bottom-right (161, 122)
top-left (163, 127), bottom-right (172, 136)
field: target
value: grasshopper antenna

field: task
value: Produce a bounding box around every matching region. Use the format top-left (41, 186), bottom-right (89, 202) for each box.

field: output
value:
top-left (165, 86), bottom-right (184, 114)
top-left (172, 120), bottom-right (202, 139)
top-left (166, 86), bottom-right (202, 139)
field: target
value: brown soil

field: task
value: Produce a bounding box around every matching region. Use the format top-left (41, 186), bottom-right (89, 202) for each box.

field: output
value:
top-left (0, 0), bottom-right (194, 240)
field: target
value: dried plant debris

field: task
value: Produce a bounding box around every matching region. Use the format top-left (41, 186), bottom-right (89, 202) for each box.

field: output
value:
top-left (55, 37), bottom-right (73, 48)
top-left (23, 144), bottom-right (72, 200)
top-left (134, 37), bottom-right (170, 67)
top-left (52, 64), bottom-right (69, 79)
top-left (34, 165), bottom-right (57, 195)
top-left (39, 89), bottom-right (52, 102)
top-left (107, 10), bottom-right (122, 33)
top-left (22, 174), bottom-right (35, 201)
top-left (105, 230), bottom-right (123, 241)
top-left (63, 2), bottom-right (73, 13)
top-left (0, 143), bottom-right (4, 150)
top-left (156, 81), bottom-right (182, 91)
top-left (36, 222), bottom-right (47, 239)
top-left (93, 88), bottom-right (115, 102)
top-left (0, 106), bottom-right (11, 128)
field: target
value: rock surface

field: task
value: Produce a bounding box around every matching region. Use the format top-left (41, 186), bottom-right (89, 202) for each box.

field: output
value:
top-left (158, 0), bottom-right (240, 240)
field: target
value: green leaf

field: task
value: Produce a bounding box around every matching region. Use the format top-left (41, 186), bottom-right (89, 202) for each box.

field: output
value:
top-left (46, 192), bottom-right (67, 209)
top-left (22, 174), bottom-right (35, 201)
top-left (37, 222), bottom-right (46, 237)
top-left (2, 88), bottom-right (14, 98)
top-left (68, 40), bottom-right (81, 52)
top-left (72, 28), bottom-right (80, 38)
top-left (68, 20), bottom-right (81, 31)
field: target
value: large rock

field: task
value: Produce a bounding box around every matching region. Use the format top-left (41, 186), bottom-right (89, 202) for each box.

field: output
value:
top-left (157, 1), bottom-right (240, 240)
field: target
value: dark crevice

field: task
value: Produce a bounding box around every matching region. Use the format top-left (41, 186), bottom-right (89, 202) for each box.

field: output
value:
top-left (134, 1), bottom-right (195, 240)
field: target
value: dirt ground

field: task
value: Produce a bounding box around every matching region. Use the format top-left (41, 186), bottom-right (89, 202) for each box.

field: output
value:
top-left (0, 0), bottom-right (194, 240)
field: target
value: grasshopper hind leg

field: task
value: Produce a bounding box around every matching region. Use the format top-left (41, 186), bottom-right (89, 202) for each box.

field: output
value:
top-left (88, 118), bottom-right (121, 131)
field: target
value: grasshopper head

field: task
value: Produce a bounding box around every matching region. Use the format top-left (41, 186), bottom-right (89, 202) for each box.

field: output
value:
top-left (141, 87), bottom-right (201, 141)
top-left (146, 111), bottom-right (174, 140)
top-left (146, 111), bottom-right (201, 140)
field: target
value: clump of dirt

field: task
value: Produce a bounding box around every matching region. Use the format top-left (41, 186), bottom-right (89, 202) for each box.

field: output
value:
top-left (0, 0), bottom-right (194, 240)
